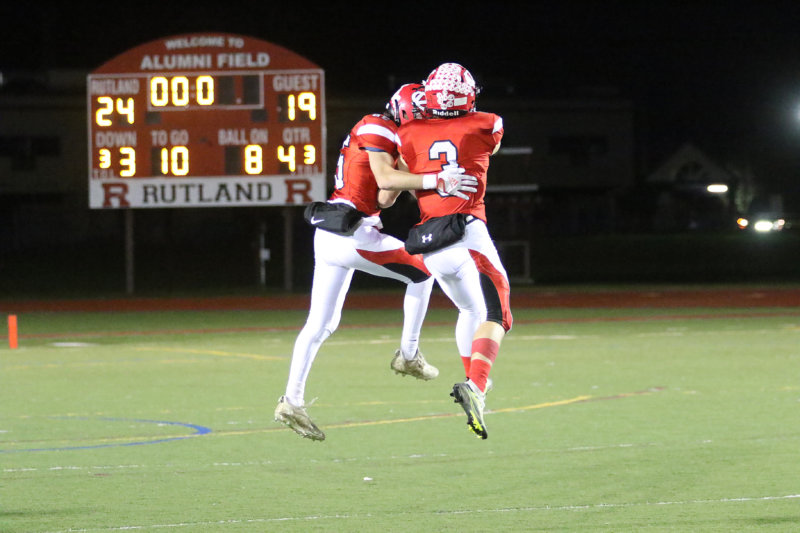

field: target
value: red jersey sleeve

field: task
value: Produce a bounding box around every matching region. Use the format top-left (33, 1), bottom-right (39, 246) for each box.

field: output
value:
top-left (328, 114), bottom-right (399, 216)
top-left (354, 114), bottom-right (399, 155)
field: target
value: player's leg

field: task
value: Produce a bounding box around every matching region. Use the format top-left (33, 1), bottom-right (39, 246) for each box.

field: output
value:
top-left (390, 275), bottom-right (438, 380)
top-left (284, 261), bottom-right (353, 406)
top-left (427, 220), bottom-right (512, 439)
top-left (463, 221), bottom-right (513, 393)
top-left (449, 309), bottom-right (505, 441)
top-left (350, 225), bottom-right (439, 379)
top-left (400, 275), bottom-right (433, 359)
top-left (276, 258), bottom-right (352, 441)
top-left (423, 245), bottom-right (486, 376)
top-left (468, 322), bottom-right (504, 392)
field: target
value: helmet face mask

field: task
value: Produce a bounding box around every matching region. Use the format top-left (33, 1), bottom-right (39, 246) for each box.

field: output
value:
top-left (424, 63), bottom-right (478, 118)
top-left (387, 83), bottom-right (426, 125)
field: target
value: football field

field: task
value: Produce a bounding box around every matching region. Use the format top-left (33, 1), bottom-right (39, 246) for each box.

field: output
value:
top-left (3, 286), bottom-right (800, 532)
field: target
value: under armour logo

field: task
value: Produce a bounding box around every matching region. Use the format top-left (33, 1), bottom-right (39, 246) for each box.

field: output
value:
top-left (310, 216), bottom-right (324, 225)
top-left (421, 233), bottom-right (433, 243)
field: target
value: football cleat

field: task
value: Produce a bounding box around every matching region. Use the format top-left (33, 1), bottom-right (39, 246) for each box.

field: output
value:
top-left (274, 396), bottom-right (325, 441)
top-left (390, 349), bottom-right (439, 380)
top-left (450, 381), bottom-right (488, 439)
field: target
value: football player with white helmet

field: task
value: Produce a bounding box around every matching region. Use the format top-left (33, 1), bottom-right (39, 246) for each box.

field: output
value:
top-left (395, 63), bottom-right (512, 440)
top-left (274, 83), bottom-right (478, 441)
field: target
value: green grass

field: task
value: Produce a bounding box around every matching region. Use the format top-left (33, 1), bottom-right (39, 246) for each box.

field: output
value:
top-left (2, 300), bottom-right (800, 532)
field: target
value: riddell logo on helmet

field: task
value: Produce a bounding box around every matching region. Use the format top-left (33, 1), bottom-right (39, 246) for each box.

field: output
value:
top-left (431, 108), bottom-right (465, 117)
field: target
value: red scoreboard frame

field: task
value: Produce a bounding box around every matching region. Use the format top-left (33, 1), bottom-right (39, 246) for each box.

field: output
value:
top-left (87, 33), bottom-right (326, 208)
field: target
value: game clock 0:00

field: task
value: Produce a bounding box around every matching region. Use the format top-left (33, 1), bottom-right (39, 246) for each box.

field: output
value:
top-left (87, 33), bottom-right (326, 208)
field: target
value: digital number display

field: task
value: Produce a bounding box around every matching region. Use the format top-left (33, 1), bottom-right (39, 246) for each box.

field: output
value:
top-left (87, 33), bottom-right (326, 209)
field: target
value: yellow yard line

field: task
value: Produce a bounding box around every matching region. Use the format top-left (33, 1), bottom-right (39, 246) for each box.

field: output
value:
top-left (5, 392), bottom-right (646, 452)
top-left (215, 395), bottom-right (594, 436)
top-left (490, 395), bottom-right (593, 414)
top-left (134, 346), bottom-right (284, 361)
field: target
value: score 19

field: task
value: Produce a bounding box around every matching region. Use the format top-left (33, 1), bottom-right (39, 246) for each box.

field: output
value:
top-left (279, 92), bottom-right (316, 122)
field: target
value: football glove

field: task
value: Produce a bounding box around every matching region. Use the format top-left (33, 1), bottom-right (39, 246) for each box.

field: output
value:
top-left (422, 168), bottom-right (479, 200)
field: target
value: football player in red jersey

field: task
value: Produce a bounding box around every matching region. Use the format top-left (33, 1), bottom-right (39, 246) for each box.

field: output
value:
top-left (274, 83), bottom-right (478, 441)
top-left (390, 63), bottom-right (512, 439)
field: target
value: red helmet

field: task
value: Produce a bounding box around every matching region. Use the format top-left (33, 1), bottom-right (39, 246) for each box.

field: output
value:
top-left (424, 63), bottom-right (478, 117)
top-left (387, 83), bottom-right (426, 125)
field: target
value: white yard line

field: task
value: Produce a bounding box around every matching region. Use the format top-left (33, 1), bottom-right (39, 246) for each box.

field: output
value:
top-left (44, 494), bottom-right (800, 532)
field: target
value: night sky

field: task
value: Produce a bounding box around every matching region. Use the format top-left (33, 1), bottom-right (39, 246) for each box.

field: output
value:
top-left (4, 1), bottom-right (800, 192)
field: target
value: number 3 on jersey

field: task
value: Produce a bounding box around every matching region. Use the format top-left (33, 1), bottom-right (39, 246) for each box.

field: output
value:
top-left (429, 140), bottom-right (459, 172)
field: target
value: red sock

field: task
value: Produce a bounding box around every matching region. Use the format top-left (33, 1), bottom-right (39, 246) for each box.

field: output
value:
top-left (461, 355), bottom-right (471, 377)
top-left (468, 338), bottom-right (498, 393)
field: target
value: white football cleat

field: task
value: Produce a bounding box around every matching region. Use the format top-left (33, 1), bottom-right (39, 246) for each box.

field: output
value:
top-left (274, 396), bottom-right (325, 441)
top-left (390, 349), bottom-right (439, 380)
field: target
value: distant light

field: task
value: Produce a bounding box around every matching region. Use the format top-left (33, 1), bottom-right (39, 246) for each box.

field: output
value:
top-left (497, 146), bottom-right (533, 155)
top-left (707, 184), bottom-right (729, 194)
top-left (739, 216), bottom-right (785, 232)
top-left (754, 220), bottom-right (775, 232)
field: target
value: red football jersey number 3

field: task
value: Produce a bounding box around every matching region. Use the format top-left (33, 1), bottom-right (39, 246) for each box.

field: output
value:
top-left (428, 140), bottom-right (460, 172)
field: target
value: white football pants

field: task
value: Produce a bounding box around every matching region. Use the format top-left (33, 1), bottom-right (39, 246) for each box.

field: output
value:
top-left (422, 218), bottom-right (512, 358)
top-left (284, 223), bottom-right (434, 405)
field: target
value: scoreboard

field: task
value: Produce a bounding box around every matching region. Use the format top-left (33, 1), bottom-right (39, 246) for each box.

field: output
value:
top-left (87, 33), bottom-right (326, 208)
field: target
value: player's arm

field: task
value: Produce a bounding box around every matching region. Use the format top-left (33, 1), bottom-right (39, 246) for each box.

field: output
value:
top-left (377, 189), bottom-right (402, 208)
top-left (370, 151), bottom-right (415, 207)
top-left (396, 154), bottom-right (411, 173)
top-left (366, 150), bottom-right (477, 199)
top-left (367, 150), bottom-right (425, 190)
top-left (377, 153), bottom-right (409, 207)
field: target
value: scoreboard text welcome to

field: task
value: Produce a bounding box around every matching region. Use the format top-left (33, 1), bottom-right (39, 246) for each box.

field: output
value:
top-left (87, 33), bottom-right (326, 209)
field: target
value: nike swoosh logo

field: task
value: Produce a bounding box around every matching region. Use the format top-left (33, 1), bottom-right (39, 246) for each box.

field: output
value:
top-left (310, 217), bottom-right (324, 224)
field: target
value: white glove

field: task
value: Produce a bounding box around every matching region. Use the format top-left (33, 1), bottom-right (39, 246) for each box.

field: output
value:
top-left (422, 167), bottom-right (479, 200)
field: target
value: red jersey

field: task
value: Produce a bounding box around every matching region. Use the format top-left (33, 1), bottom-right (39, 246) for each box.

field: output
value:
top-left (397, 112), bottom-right (503, 223)
top-left (329, 113), bottom-right (398, 216)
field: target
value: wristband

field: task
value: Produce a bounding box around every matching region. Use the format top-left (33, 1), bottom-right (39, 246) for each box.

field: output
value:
top-left (422, 174), bottom-right (438, 190)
